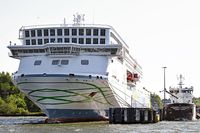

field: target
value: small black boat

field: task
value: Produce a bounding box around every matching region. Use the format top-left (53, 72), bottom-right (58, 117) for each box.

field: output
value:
top-left (164, 75), bottom-right (196, 121)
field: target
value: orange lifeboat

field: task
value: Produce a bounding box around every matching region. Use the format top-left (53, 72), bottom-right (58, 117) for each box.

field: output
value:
top-left (127, 71), bottom-right (133, 82)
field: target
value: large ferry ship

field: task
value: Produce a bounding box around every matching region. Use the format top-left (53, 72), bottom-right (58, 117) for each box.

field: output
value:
top-left (165, 75), bottom-right (196, 121)
top-left (8, 14), bottom-right (150, 122)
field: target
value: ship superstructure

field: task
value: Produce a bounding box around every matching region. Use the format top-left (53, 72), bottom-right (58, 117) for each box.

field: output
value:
top-left (165, 75), bottom-right (196, 121)
top-left (8, 14), bottom-right (150, 121)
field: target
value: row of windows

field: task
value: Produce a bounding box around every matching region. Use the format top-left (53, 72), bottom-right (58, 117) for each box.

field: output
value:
top-left (34, 59), bottom-right (89, 66)
top-left (25, 28), bottom-right (106, 38)
top-left (25, 38), bottom-right (106, 45)
top-left (11, 47), bottom-right (118, 56)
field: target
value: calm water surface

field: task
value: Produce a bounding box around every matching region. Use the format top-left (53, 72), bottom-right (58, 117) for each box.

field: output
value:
top-left (0, 117), bottom-right (200, 133)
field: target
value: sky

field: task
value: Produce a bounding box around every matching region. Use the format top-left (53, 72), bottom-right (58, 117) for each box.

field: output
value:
top-left (0, 0), bottom-right (200, 98)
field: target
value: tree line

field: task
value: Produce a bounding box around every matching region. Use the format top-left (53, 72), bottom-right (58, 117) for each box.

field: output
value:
top-left (0, 72), bottom-right (42, 115)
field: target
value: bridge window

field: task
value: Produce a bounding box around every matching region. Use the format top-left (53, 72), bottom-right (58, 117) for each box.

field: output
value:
top-left (79, 38), bottom-right (84, 44)
top-left (44, 38), bottom-right (49, 44)
top-left (86, 38), bottom-right (91, 44)
top-left (50, 29), bottom-right (55, 36)
top-left (100, 38), bottom-right (105, 44)
top-left (93, 29), bottom-right (98, 36)
top-left (64, 29), bottom-right (69, 35)
top-left (61, 60), bottom-right (69, 65)
top-left (34, 60), bottom-right (42, 65)
top-left (31, 30), bottom-right (35, 37)
top-left (72, 29), bottom-right (77, 36)
top-left (57, 38), bottom-right (62, 43)
top-left (26, 40), bottom-right (30, 45)
top-left (52, 60), bottom-right (60, 65)
top-left (79, 29), bottom-right (84, 36)
top-left (64, 38), bottom-right (70, 43)
top-left (25, 30), bottom-right (30, 37)
top-left (57, 29), bottom-right (62, 36)
top-left (38, 39), bottom-right (42, 45)
top-left (72, 38), bottom-right (77, 43)
top-left (81, 60), bottom-right (89, 65)
top-left (44, 29), bottom-right (49, 36)
top-left (93, 38), bottom-right (98, 44)
top-left (50, 38), bottom-right (55, 43)
top-left (31, 39), bottom-right (36, 45)
top-left (37, 30), bottom-right (42, 36)
top-left (100, 29), bottom-right (106, 36)
top-left (86, 29), bottom-right (91, 35)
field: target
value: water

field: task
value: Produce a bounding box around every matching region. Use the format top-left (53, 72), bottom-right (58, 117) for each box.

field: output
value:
top-left (0, 117), bottom-right (200, 133)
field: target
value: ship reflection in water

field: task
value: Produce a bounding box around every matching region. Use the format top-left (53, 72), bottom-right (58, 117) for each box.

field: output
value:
top-left (164, 75), bottom-right (196, 121)
top-left (0, 117), bottom-right (200, 133)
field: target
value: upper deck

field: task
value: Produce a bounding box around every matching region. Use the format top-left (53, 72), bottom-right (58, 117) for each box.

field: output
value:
top-left (18, 24), bottom-right (129, 49)
top-left (8, 20), bottom-right (142, 72)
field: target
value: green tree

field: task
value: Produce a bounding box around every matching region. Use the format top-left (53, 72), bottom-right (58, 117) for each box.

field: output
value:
top-left (0, 72), bottom-right (20, 99)
top-left (151, 93), bottom-right (163, 109)
top-left (0, 71), bottom-right (42, 115)
top-left (193, 97), bottom-right (200, 106)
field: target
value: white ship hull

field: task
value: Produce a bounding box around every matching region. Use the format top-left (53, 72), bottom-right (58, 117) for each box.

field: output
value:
top-left (14, 72), bottom-right (149, 121)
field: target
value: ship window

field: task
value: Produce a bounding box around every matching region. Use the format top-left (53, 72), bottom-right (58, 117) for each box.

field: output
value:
top-left (57, 38), bottom-right (62, 43)
top-left (33, 49), bottom-right (39, 53)
top-left (86, 29), bottom-right (91, 35)
top-left (100, 38), bottom-right (105, 44)
top-left (72, 38), bottom-right (77, 43)
top-left (93, 38), bottom-right (98, 44)
top-left (52, 60), bottom-right (60, 65)
top-left (79, 29), bottom-right (84, 36)
top-left (31, 39), bottom-right (36, 45)
top-left (64, 29), bottom-right (69, 35)
top-left (37, 29), bottom-right (42, 37)
top-left (44, 38), bottom-right (49, 44)
top-left (79, 38), bottom-right (84, 44)
top-left (111, 48), bottom-right (117, 54)
top-left (61, 60), bottom-right (69, 65)
top-left (31, 30), bottom-right (36, 37)
top-left (64, 38), bottom-right (70, 43)
top-left (44, 29), bottom-right (49, 36)
top-left (25, 30), bottom-right (30, 37)
top-left (34, 60), bottom-right (42, 65)
top-left (57, 29), bottom-right (62, 36)
top-left (50, 29), bottom-right (55, 36)
top-left (39, 49), bottom-right (45, 53)
top-left (100, 29), bottom-right (106, 36)
top-left (86, 38), bottom-right (91, 44)
top-left (26, 40), bottom-right (30, 45)
top-left (93, 29), bottom-right (98, 36)
top-left (72, 29), bottom-right (77, 36)
top-left (50, 38), bottom-right (55, 43)
top-left (38, 39), bottom-right (42, 45)
top-left (81, 60), bottom-right (89, 65)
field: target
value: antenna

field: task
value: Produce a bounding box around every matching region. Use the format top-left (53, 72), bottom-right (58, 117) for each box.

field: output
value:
top-left (73, 13), bottom-right (85, 25)
top-left (64, 18), bottom-right (66, 25)
top-left (178, 74), bottom-right (184, 88)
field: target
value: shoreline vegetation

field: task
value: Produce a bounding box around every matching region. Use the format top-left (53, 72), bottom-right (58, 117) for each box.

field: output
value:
top-left (0, 71), bottom-right (44, 116)
top-left (0, 71), bottom-right (200, 116)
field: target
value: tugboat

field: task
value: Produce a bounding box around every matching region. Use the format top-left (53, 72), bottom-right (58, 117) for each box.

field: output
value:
top-left (165, 75), bottom-right (196, 121)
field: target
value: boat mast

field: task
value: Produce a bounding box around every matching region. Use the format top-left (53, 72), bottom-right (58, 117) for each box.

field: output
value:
top-left (178, 74), bottom-right (184, 89)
